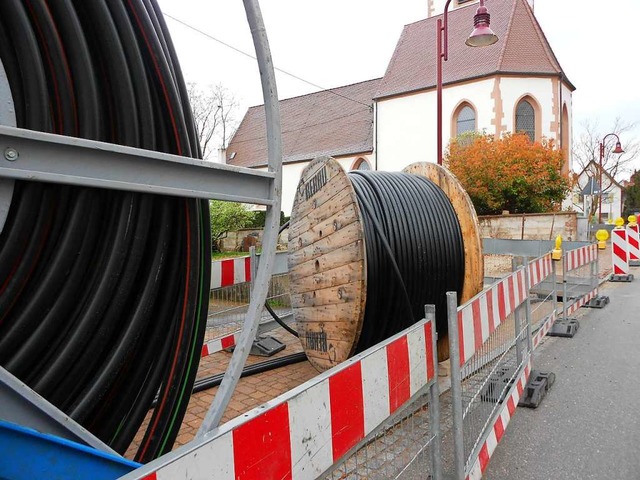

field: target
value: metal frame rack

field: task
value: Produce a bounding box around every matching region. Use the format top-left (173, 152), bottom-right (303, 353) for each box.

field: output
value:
top-left (0, 0), bottom-right (282, 471)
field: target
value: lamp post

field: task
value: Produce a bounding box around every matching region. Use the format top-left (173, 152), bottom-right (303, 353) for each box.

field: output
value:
top-left (598, 133), bottom-right (624, 223)
top-left (436, 0), bottom-right (498, 165)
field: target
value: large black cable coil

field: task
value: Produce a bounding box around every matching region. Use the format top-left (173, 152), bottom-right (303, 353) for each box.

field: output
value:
top-left (0, 0), bottom-right (210, 462)
top-left (348, 171), bottom-right (465, 352)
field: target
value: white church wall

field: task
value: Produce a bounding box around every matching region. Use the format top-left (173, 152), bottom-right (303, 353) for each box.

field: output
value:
top-left (499, 76), bottom-right (555, 139)
top-left (375, 78), bottom-right (494, 172)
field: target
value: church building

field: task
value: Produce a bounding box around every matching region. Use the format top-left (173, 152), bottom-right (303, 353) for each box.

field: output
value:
top-left (227, 0), bottom-right (575, 214)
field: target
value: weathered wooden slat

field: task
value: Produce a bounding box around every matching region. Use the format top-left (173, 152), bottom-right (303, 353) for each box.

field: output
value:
top-left (289, 157), bottom-right (366, 371)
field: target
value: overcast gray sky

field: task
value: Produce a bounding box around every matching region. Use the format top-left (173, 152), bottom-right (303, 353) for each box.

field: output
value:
top-left (157, 0), bottom-right (640, 174)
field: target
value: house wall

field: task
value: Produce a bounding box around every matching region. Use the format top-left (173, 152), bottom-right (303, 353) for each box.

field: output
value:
top-left (566, 168), bottom-right (622, 222)
top-left (257, 154), bottom-right (374, 215)
top-left (375, 75), bottom-right (568, 173)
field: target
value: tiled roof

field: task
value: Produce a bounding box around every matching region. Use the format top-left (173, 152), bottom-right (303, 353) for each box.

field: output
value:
top-left (375, 0), bottom-right (573, 99)
top-left (226, 79), bottom-right (380, 168)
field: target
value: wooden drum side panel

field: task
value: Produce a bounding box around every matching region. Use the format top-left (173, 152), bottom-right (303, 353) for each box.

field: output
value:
top-left (288, 157), bottom-right (366, 371)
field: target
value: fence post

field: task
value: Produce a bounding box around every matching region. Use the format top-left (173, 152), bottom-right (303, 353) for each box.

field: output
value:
top-left (523, 265), bottom-right (533, 355)
top-left (425, 305), bottom-right (442, 480)
top-left (249, 246), bottom-right (257, 294)
top-left (446, 291), bottom-right (465, 480)
top-left (562, 252), bottom-right (568, 322)
top-left (512, 265), bottom-right (524, 368)
top-left (591, 245), bottom-right (598, 291)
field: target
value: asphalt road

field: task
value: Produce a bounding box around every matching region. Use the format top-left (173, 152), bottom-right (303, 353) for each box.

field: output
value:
top-left (484, 280), bottom-right (640, 480)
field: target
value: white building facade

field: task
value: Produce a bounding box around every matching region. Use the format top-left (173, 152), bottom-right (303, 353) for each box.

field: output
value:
top-left (227, 0), bottom-right (575, 215)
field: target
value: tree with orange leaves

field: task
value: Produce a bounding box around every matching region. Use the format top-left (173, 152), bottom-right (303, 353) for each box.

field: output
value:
top-left (446, 132), bottom-right (570, 215)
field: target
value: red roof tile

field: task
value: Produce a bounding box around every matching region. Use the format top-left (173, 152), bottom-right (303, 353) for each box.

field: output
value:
top-left (375, 0), bottom-right (572, 99)
top-left (227, 79), bottom-right (380, 168)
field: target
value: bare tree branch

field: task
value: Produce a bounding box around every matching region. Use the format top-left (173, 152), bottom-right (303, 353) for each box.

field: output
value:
top-left (571, 118), bottom-right (639, 221)
top-left (187, 82), bottom-right (240, 160)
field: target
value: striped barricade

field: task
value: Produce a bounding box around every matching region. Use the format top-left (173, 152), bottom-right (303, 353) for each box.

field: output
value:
top-left (466, 361), bottom-right (531, 480)
top-left (561, 243), bottom-right (599, 318)
top-left (527, 254), bottom-right (557, 349)
top-left (447, 263), bottom-right (534, 480)
top-left (211, 256), bottom-right (252, 290)
top-left (610, 227), bottom-right (635, 282)
top-left (205, 254), bottom-right (293, 356)
top-left (123, 312), bottom-right (442, 480)
top-left (628, 223), bottom-right (640, 266)
top-left (201, 332), bottom-right (239, 357)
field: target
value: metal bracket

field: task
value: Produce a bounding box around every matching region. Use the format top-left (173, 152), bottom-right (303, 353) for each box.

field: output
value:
top-left (548, 318), bottom-right (580, 338)
top-left (630, 260), bottom-right (640, 267)
top-left (610, 274), bottom-right (634, 282)
top-left (518, 370), bottom-right (555, 409)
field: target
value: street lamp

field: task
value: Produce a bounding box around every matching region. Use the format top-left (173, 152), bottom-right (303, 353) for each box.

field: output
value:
top-left (436, 0), bottom-right (498, 165)
top-left (598, 133), bottom-right (624, 223)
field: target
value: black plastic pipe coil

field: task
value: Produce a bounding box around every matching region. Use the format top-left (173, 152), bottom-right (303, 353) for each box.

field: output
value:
top-left (0, 0), bottom-right (210, 462)
top-left (348, 171), bottom-right (465, 352)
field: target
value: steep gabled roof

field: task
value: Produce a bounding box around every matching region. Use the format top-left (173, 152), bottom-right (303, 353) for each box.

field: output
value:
top-left (375, 0), bottom-right (573, 99)
top-left (579, 160), bottom-right (624, 190)
top-left (226, 79), bottom-right (380, 168)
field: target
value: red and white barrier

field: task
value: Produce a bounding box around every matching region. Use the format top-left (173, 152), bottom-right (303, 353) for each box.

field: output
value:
top-left (466, 362), bottom-right (531, 480)
top-left (627, 223), bottom-right (640, 265)
top-left (566, 289), bottom-right (597, 316)
top-left (528, 253), bottom-right (553, 289)
top-left (532, 311), bottom-right (556, 350)
top-left (201, 332), bottom-right (240, 357)
top-left (457, 269), bottom-right (527, 365)
top-left (564, 243), bottom-right (597, 273)
top-left (133, 319), bottom-right (438, 480)
top-left (211, 256), bottom-right (252, 289)
top-left (612, 228), bottom-right (630, 275)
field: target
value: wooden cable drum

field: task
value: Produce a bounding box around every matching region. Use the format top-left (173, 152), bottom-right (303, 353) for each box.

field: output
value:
top-left (288, 157), bottom-right (483, 371)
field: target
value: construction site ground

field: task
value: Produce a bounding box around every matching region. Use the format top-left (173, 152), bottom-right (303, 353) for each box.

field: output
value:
top-left (126, 244), bottom-right (619, 476)
top-left (484, 277), bottom-right (640, 479)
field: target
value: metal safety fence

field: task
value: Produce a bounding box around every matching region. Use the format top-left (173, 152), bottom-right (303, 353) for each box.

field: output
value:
top-left (122, 309), bottom-right (442, 480)
top-left (527, 254), bottom-right (558, 349)
top-left (203, 250), bottom-right (293, 356)
top-left (447, 265), bottom-right (534, 480)
top-left (560, 243), bottom-right (599, 320)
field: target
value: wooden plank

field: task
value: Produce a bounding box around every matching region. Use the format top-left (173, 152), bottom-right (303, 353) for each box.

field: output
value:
top-left (290, 280), bottom-right (362, 308)
top-left (289, 157), bottom-right (366, 371)
top-left (290, 189), bottom-right (354, 237)
top-left (290, 262), bottom-right (363, 295)
top-left (288, 222), bottom-right (363, 266)
top-left (288, 238), bottom-right (364, 281)
top-left (290, 204), bottom-right (359, 250)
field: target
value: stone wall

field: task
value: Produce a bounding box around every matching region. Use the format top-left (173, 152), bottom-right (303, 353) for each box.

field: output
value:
top-left (478, 212), bottom-right (578, 241)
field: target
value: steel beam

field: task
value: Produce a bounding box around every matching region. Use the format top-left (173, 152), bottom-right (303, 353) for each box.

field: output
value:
top-left (0, 125), bottom-right (275, 205)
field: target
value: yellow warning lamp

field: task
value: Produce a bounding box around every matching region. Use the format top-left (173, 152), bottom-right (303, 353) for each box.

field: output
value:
top-left (628, 215), bottom-right (637, 227)
top-left (595, 229), bottom-right (609, 250)
top-left (552, 234), bottom-right (563, 261)
top-left (614, 217), bottom-right (625, 229)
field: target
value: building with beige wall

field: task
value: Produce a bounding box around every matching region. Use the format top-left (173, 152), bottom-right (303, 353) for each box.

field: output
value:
top-left (227, 0), bottom-right (574, 214)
